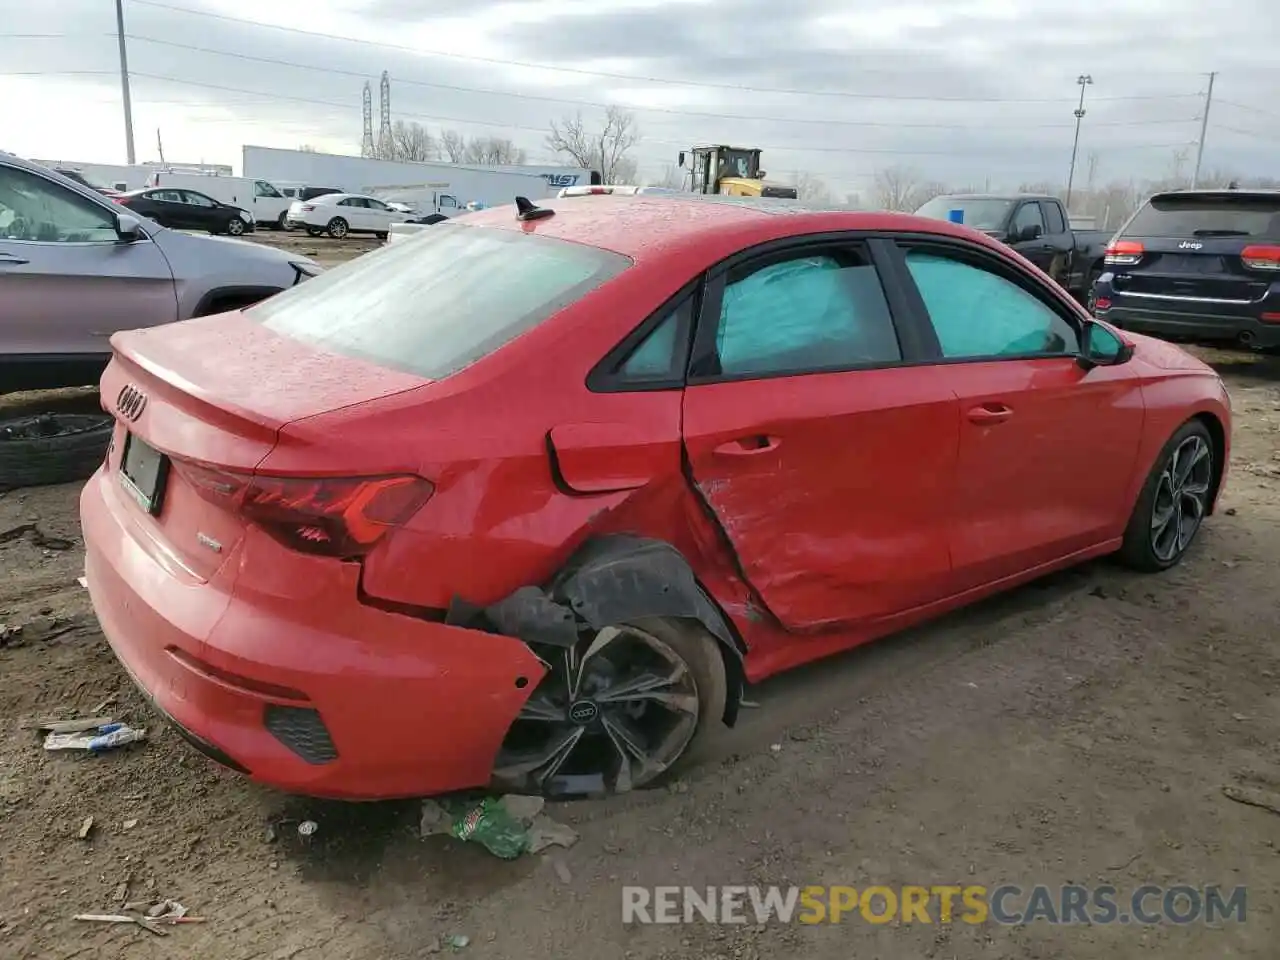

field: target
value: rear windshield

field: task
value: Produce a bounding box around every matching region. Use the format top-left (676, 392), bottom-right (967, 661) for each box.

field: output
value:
top-left (247, 223), bottom-right (631, 379)
top-left (1123, 195), bottom-right (1280, 239)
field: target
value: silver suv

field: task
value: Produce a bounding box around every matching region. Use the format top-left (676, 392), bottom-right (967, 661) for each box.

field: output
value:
top-left (1, 153), bottom-right (321, 392)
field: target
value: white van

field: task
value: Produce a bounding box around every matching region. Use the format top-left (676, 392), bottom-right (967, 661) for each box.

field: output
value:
top-left (144, 172), bottom-right (292, 229)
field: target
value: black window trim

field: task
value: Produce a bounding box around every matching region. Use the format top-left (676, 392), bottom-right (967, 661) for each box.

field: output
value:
top-left (585, 280), bottom-right (699, 393)
top-left (884, 233), bottom-right (1090, 366)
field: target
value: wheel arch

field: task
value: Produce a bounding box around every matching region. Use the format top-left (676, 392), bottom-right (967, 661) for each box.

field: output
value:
top-left (192, 285), bottom-right (283, 317)
top-left (1191, 410), bottom-right (1228, 515)
top-left (454, 535), bottom-right (747, 728)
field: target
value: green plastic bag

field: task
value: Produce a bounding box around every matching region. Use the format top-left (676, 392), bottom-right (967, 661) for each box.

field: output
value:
top-left (445, 797), bottom-right (530, 860)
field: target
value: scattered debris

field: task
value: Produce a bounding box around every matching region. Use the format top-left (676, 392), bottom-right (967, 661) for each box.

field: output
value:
top-left (73, 901), bottom-right (202, 938)
top-left (73, 913), bottom-right (167, 937)
top-left (1105, 851), bottom-right (1142, 872)
top-left (1232, 713), bottom-right (1250, 722)
top-left (113, 882), bottom-right (129, 903)
top-left (78, 816), bottom-right (94, 840)
top-left (769, 743), bottom-right (782, 753)
top-left (551, 857), bottom-right (573, 884)
top-left (123, 819), bottom-right (139, 831)
top-left (26, 715), bottom-right (115, 734)
top-left (0, 623), bottom-right (20, 646)
top-left (44, 721), bottom-right (147, 753)
top-left (739, 699), bottom-right (760, 709)
top-left (77, 576), bottom-right (89, 588)
top-left (420, 794), bottom-right (578, 859)
top-left (262, 824), bottom-right (278, 844)
top-left (443, 933), bottom-right (470, 950)
top-left (91, 695), bottom-right (117, 714)
top-left (1225, 507), bottom-right (1238, 516)
top-left (0, 522), bottom-right (72, 551)
top-left (1222, 784), bottom-right (1280, 817)
top-left (297, 820), bottom-right (318, 838)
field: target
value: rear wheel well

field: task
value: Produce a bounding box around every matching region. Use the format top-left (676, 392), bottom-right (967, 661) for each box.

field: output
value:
top-left (1193, 411), bottom-right (1228, 514)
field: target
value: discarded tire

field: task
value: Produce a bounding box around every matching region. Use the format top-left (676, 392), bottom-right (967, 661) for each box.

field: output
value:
top-left (0, 413), bottom-right (113, 492)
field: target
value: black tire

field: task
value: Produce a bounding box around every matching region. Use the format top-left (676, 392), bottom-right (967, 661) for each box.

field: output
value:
top-left (1084, 263), bottom-right (1103, 311)
top-left (276, 211), bottom-right (289, 230)
top-left (306, 227), bottom-right (323, 237)
top-left (637, 618), bottom-right (727, 784)
top-left (375, 231), bottom-right (388, 240)
top-left (0, 414), bottom-right (113, 493)
top-left (326, 217), bottom-right (348, 239)
top-left (1117, 419), bottom-right (1216, 572)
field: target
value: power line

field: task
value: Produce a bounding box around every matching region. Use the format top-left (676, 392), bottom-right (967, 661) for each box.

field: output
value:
top-left (119, 35), bottom-right (1203, 131)
top-left (125, 0), bottom-right (1202, 105)
top-left (1210, 123), bottom-right (1280, 142)
top-left (126, 70), bottom-right (1196, 159)
top-left (0, 69), bottom-right (115, 77)
top-left (1215, 99), bottom-right (1280, 122)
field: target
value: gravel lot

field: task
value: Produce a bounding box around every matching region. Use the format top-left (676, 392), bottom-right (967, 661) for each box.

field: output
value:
top-left (2, 236), bottom-right (1278, 959)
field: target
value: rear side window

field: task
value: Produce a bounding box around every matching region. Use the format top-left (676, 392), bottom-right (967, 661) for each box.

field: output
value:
top-left (1123, 195), bottom-right (1280, 239)
top-left (247, 223), bottom-right (631, 379)
top-left (713, 248), bottom-right (901, 377)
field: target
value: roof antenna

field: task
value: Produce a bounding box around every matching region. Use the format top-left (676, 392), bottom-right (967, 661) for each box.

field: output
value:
top-left (515, 196), bottom-right (555, 221)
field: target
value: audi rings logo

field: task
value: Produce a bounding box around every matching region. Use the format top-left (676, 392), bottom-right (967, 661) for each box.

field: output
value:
top-left (568, 700), bottom-right (599, 724)
top-left (116, 384), bottom-right (148, 421)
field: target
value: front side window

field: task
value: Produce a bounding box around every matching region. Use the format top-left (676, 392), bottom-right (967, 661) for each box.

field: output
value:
top-left (1012, 202), bottom-right (1046, 237)
top-left (366, 198), bottom-right (388, 211)
top-left (0, 165), bottom-right (118, 242)
top-left (713, 249), bottom-right (901, 377)
top-left (254, 180), bottom-right (282, 198)
top-left (248, 223), bottom-right (631, 380)
top-left (904, 250), bottom-right (1076, 359)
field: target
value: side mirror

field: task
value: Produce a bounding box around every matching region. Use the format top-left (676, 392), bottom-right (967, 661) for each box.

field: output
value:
top-left (1077, 319), bottom-right (1134, 370)
top-left (678, 151), bottom-right (686, 168)
top-left (1016, 223), bottom-right (1042, 242)
top-left (115, 212), bottom-right (144, 241)
top-left (758, 170), bottom-right (767, 178)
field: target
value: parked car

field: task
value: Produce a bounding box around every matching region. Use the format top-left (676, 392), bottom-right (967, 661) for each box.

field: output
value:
top-left (385, 213), bottom-right (449, 245)
top-left (81, 195), bottom-right (1230, 801)
top-left (115, 187), bottom-right (255, 236)
top-left (1092, 188), bottom-right (1280, 352)
top-left (144, 172), bottom-right (292, 229)
top-left (51, 166), bottom-right (121, 198)
top-left (286, 192), bottom-right (411, 239)
top-left (0, 152), bottom-right (321, 392)
top-left (914, 194), bottom-right (1112, 301)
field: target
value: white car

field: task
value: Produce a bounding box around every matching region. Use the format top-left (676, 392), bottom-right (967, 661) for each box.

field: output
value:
top-left (285, 192), bottom-right (411, 239)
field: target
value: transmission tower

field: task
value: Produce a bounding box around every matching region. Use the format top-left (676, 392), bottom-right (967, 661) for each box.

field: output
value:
top-left (378, 71), bottom-right (392, 157)
top-left (360, 81), bottom-right (375, 157)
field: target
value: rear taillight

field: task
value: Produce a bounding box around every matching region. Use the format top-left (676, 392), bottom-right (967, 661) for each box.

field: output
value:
top-left (172, 460), bottom-right (433, 558)
top-left (1240, 244), bottom-right (1280, 271)
top-left (1093, 297), bottom-right (1112, 311)
top-left (299, 204), bottom-right (315, 212)
top-left (1104, 240), bottom-right (1144, 265)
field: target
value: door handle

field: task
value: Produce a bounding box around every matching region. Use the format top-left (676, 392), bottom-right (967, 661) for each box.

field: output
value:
top-left (0, 253), bottom-right (29, 265)
top-left (967, 404), bottom-right (1012, 425)
top-left (713, 435), bottom-right (781, 456)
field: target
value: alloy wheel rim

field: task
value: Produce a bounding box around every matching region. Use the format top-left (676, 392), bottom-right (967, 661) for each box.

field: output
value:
top-left (332, 220), bottom-right (346, 237)
top-left (228, 219), bottom-right (244, 235)
top-left (493, 625), bottom-right (701, 797)
top-left (1150, 434), bottom-right (1212, 563)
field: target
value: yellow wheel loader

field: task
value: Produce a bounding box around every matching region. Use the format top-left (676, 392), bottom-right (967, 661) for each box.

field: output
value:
top-left (679, 146), bottom-right (798, 199)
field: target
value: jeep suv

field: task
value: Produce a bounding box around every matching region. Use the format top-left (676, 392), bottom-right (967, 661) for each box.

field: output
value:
top-left (1, 153), bottom-right (322, 392)
top-left (1093, 189), bottom-right (1280, 351)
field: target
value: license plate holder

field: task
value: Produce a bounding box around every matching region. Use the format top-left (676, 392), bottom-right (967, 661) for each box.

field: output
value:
top-left (119, 433), bottom-right (169, 515)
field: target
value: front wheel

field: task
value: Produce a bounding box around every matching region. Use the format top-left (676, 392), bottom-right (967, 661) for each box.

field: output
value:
top-left (225, 217), bottom-right (246, 236)
top-left (1118, 419), bottom-right (1215, 572)
top-left (326, 217), bottom-right (348, 239)
top-left (491, 618), bottom-right (726, 797)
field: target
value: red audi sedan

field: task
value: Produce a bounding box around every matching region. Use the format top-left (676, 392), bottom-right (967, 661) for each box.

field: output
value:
top-left (81, 195), bottom-right (1232, 800)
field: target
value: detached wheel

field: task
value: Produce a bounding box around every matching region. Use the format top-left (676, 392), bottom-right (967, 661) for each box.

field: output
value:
top-left (493, 618), bottom-right (726, 797)
top-left (1118, 419), bottom-right (1215, 572)
top-left (226, 217), bottom-right (246, 236)
top-left (0, 413), bottom-right (113, 493)
top-left (326, 217), bottom-right (349, 239)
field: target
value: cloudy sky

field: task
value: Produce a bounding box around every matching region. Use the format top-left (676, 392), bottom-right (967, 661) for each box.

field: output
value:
top-left (4, 0), bottom-right (1279, 198)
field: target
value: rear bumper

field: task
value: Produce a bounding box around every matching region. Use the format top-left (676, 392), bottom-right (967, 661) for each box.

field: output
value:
top-left (1097, 300), bottom-right (1280, 348)
top-left (80, 466), bottom-right (547, 800)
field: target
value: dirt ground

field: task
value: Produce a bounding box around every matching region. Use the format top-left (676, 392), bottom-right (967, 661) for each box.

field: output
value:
top-left (241, 230), bottom-right (383, 267)
top-left (2, 327), bottom-right (1279, 957)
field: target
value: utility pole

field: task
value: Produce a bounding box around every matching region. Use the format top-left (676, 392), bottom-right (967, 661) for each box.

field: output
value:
top-left (1191, 71), bottom-right (1216, 189)
top-left (1064, 74), bottom-right (1093, 213)
top-left (114, 0), bottom-right (136, 164)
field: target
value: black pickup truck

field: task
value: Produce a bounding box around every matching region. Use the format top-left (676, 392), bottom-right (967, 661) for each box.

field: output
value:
top-left (914, 193), bottom-right (1112, 302)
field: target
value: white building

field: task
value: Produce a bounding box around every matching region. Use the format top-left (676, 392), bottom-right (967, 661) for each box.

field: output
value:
top-left (242, 146), bottom-right (598, 210)
top-left (32, 159), bottom-right (231, 192)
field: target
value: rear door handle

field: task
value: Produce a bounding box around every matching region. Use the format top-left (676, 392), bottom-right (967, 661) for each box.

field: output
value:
top-left (0, 253), bottom-right (29, 265)
top-left (967, 404), bottom-right (1013, 425)
top-left (713, 435), bottom-right (781, 456)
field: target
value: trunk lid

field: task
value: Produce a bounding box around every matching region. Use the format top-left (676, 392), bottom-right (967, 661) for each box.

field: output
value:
top-left (102, 313), bottom-right (428, 579)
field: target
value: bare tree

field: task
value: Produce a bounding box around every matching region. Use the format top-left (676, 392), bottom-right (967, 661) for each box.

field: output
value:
top-left (463, 136), bottom-right (527, 165)
top-left (546, 106), bottom-right (639, 184)
top-left (439, 129), bottom-right (466, 163)
top-left (911, 180), bottom-right (950, 208)
top-left (872, 165), bottom-right (921, 211)
top-left (648, 164), bottom-right (684, 190)
top-left (374, 121), bottom-right (438, 162)
top-left (794, 171), bottom-right (834, 205)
